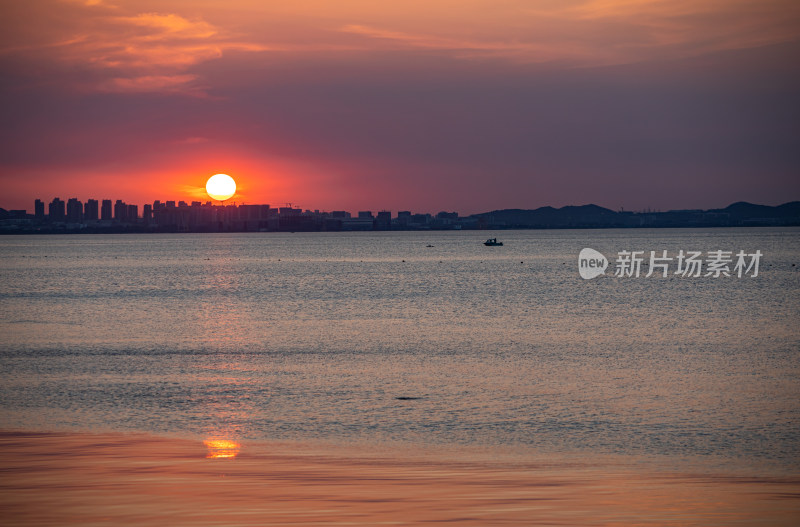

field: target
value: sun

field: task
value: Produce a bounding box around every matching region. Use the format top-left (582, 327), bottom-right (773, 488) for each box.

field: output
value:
top-left (206, 173), bottom-right (236, 201)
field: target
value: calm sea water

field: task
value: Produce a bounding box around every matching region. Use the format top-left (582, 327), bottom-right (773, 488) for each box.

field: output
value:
top-left (1, 229), bottom-right (798, 471)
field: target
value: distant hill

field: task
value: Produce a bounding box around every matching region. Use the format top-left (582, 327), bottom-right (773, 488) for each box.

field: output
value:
top-left (712, 201), bottom-right (800, 220)
top-left (471, 204), bottom-right (624, 228)
top-left (471, 202), bottom-right (800, 228)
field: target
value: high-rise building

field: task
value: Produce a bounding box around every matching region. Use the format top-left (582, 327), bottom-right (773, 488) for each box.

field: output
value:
top-left (114, 200), bottom-right (127, 222)
top-left (376, 210), bottom-right (391, 229)
top-left (48, 198), bottom-right (65, 221)
top-left (84, 199), bottom-right (99, 221)
top-left (143, 204), bottom-right (152, 223)
top-left (127, 204), bottom-right (138, 221)
top-left (66, 198), bottom-right (83, 223)
top-left (101, 200), bottom-right (112, 221)
top-left (34, 199), bottom-right (44, 219)
top-left (411, 213), bottom-right (431, 226)
top-left (358, 211), bottom-right (374, 219)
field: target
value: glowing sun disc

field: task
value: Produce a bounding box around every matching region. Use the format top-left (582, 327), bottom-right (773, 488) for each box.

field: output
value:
top-left (206, 173), bottom-right (236, 201)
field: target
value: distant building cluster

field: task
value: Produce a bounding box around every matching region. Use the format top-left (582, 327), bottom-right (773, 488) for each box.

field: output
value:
top-left (0, 197), bottom-right (472, 233)
top-left (0, 198), bottom-right (796, 233)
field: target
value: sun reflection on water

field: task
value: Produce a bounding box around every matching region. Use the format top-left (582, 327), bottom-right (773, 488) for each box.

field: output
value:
top-left (203, 439), bottom-right (241, 459)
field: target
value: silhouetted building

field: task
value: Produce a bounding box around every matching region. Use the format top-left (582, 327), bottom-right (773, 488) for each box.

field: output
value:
top-left (433, 211), bottom-right (459, 229)
top-left (114, 200), bottom-right (127, 222)
top-left (34, 199), bottom-right (44, 219)
top-left (375, 210), bottom-right (391, 229)
top-left (278, 207), bottom-right (314, 230)
top-left (48, 198), bottom-right (65, 221)
top-left (66, 198), bottom-right (83, 223)
top-left (101, 200), bottom-right (112, 221)
top-left (396, 211), bottom-right (411, 227)
top-left (410, 213), bottom-right (432, 228)
top-left (127, 204), bottom-right (138, 221)
top-left (358, 211), bottom-right (374, 219)
top-left (84, 199), bottom-right (99, 221)
top-left (143, 204), bottom-right (152, 224)
top-left (237, 204), bottom-right (271, 230)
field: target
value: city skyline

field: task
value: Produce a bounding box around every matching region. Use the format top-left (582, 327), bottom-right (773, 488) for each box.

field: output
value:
top-left (24, 195), bottom-right (437, 220)
top-left (12, 194), bottom-right (800, 218)
top-left (3, 194), bottom-right (796, 233)
top-left (9, 195), bottom-right (462, 232)
top-left (1, 1), bottom-right (799, 214)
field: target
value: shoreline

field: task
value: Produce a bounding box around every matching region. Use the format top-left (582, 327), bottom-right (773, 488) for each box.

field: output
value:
top-left (2, 429), bottom-right (798, 525)
top-left (2, 224), bottom-right (800, 235)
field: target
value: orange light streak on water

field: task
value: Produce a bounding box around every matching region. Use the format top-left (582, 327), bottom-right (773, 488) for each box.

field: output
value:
top-left (2, 432), bottom-right (799, 525)
top-left (203, 439), bottom-right (241, 459)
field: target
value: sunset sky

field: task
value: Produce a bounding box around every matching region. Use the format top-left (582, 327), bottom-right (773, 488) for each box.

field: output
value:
top-left (1, 0), bottom-right (798, 213)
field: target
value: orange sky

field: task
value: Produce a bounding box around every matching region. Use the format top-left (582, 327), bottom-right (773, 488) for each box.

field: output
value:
top-left (1, 0), bottom-right (798, 212)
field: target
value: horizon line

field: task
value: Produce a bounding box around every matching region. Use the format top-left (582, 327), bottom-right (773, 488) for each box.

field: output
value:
top-left (5, 197), bottom-right (799, 217)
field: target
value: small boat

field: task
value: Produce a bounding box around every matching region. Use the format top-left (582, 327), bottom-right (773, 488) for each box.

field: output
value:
top-left (483, 238), bottom-right (503, 246)
top-left (426, 244), bottom-right (435, 248)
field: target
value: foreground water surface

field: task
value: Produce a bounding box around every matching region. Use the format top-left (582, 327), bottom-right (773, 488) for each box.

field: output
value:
top-left (1, 228), bottom-right (798, 474)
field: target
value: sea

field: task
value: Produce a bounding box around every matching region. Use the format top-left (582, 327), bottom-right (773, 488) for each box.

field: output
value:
top-left (1, 228), bottom-right (798, 474)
